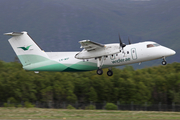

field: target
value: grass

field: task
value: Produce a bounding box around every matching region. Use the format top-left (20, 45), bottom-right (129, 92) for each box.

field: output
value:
top-left (0, 108), bottom-right (180, 120)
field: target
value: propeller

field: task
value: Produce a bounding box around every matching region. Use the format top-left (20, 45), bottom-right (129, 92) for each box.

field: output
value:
top-left (128, 37), bottom-right (131, 44)
top-left (118, 34), bottom-right (126, 49)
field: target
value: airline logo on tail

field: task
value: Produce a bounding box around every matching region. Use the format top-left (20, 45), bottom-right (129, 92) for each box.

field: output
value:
top-left (18, 45), bottom-right (32, 51)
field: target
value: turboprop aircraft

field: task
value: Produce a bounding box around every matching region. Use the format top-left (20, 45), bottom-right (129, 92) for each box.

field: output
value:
top-left (4, 31), bottom-right (176, 76)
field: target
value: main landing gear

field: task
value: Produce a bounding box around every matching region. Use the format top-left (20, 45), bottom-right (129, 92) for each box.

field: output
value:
top-left (97, 68), bottom-right (103, 75)
top-left (96, 57), bottom-right (104, 75)
top-left (107, 69), bottom-right (113, 76)
top-left (96, 57), bottom-right (113, 76)
top-left (162, 57), bottom-right (167, 65)
top-left (96, 68), bottom-right (113, 76)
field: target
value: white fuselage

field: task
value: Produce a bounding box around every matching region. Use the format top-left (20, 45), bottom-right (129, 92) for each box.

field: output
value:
top-left (27, 41), bottom-right (175, 72)
top-left (5, 31), bottom-right (176, 74)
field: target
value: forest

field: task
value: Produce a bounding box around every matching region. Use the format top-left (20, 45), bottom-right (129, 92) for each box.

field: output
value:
top-left (0, 60), bottom-right (180, 105)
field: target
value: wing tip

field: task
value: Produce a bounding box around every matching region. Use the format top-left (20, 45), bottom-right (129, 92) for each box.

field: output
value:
top-left (4, 31), bottom-right (27, 36)
top-left (79, 39), bottom-right (90, 43)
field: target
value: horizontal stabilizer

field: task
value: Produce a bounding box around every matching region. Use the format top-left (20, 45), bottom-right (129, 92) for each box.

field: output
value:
top-left (4, 32), bottom-right (24, 36)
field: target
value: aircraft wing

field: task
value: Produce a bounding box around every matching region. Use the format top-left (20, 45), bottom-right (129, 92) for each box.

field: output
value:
top-left (79, 40), bottom-right (104, 51)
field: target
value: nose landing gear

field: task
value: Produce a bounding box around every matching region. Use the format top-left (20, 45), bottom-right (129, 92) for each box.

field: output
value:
top-left (162, 61), bottom-right (167, 65)
top-left (162, 57), bottom-right (167, 65)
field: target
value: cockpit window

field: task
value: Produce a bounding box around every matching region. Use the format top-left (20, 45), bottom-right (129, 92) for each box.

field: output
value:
top-left (153, 43), bottom-right (160, 46)
top-left (147, 43), bottom-right (160, 48)
top-left (147, 44), bottom-right (154, 48)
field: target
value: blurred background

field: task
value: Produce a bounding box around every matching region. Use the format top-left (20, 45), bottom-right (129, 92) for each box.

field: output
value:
top-left (0, 0), bottom-right (179, 68)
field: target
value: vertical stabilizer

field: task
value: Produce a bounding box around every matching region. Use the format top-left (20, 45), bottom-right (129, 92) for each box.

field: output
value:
top-left (4, 31), bottom-right (49, 66)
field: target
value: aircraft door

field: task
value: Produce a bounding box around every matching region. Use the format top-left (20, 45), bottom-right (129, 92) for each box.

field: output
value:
top-left (131, 48), bottom-right (137, 60)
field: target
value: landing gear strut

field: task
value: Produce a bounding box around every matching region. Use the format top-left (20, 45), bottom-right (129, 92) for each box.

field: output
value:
top-left (96, 57), bottom-right (113, 76)
top-left (96, 57), bottom-right (104, 75)
top-left (162, 57), bottom-right (167, 65)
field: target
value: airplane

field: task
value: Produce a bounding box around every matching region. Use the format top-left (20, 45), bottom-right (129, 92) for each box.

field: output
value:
top-left (4, 31), bottom-right (176, 76)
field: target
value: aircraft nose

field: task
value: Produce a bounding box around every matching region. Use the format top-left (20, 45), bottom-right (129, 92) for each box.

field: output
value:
top-left (165, 48), bottom-right (176, 56)
top-left (169, 49), bottom-right (176, 56)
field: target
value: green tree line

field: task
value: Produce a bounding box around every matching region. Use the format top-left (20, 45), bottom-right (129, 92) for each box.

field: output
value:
top-left (0, 60), bottom-right (180, 104)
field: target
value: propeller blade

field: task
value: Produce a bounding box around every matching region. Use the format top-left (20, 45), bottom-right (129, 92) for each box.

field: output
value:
top-left (128, 37), bottom-right (131, 44)
top-left (119, 34), bottom-right (123, 47)
top-left (118, 34), bottom-right (126, 49)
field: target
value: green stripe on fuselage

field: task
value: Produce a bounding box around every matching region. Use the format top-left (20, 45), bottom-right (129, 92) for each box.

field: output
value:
top-left (19, 54), bottom-right (111, 72)
top-left (18, 54), bottom-right (49, 66)
top-left (26, 62), bottom-right (98, 72)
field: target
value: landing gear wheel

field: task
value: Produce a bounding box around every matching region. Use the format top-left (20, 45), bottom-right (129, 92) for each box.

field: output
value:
top-left (107, 70), bottom-right (113, 76)
top-left (162, 61), bottom-right (167, 65)
top-left (97, 69), bottom-right (103, 75)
